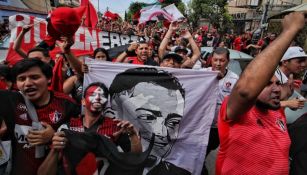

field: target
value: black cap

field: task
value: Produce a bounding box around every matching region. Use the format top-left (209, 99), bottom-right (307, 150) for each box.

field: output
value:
top-left (162, 52), bottom-right (183, 64)
top-left (174, 46), bottom-right (188, 54)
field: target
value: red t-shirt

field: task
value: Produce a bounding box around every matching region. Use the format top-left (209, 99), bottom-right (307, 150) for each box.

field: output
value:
top-left (216, 97), bottom-right (290, 175)
top-left (126, 57), bottom-right (145, 65)
top-left (233, 37), bottom-right (242, 51)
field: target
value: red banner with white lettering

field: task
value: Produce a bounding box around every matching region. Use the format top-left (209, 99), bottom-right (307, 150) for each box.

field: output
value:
top-left (6, 14), bottom-right (144, 65)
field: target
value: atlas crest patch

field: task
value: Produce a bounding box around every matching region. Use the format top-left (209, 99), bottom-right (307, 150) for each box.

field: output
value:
top-left (49, 110), bottom-right (62, 123)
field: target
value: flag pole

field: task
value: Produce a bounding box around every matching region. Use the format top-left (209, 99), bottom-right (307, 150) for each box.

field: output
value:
top-left (98, 0), bottom-right (100, 13)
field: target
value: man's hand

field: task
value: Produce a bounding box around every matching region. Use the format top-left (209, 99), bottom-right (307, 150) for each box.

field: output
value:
top-left (57, 36), bottom-right (75, 54)
top-left (81, 59), bottom-right (89, 73)
top-left (181, 30), bottom-right (193, 39)
top-left (112, 119), bottom-right (138, 139)
top-left (21, 24), bottom-right (33, 34)
top-left (169, 21), bottom-right (179, 32)
top-left (281, 98), bottom-right (306, 110)
top-left (0, 120), bottom-right (7, 138)
top-left (27, 122), bottom-right (55, 146)
top-left (52, 132), bottom-right (67, 150)
top-left (127, 42), bottom-right (138, 52)
top-left (282, 12), bottom-right (305, 33)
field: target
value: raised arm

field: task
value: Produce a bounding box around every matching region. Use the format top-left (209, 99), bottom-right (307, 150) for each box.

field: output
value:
top-left (13, 25), bottom-right (33, 59)
top-left (58, 37), bottom-right (83, 75)
top-left (158, 22), bottom-right (178, 59)
top-left (180, 30), bottom-right (201, 68)
top-left (226, 12), bottom-right (305, 121)
top-left (115, 42), bottom-right (138, 63)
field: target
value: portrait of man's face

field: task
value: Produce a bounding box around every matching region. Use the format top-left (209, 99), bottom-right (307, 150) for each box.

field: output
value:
top-left (110, 68), bottom-right (185, 157)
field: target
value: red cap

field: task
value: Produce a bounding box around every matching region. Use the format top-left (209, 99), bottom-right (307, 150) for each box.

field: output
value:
top-left (47, 6), bottom-right (86, 39)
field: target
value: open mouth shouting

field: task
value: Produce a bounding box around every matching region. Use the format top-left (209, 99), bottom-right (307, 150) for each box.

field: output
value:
top-left (24, 87), bottom-right (38, 97)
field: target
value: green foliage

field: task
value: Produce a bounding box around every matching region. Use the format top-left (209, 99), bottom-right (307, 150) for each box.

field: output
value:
top-left (188, 0), bottom-right (233, 33)
top-left (127, 2), bottom-right (147, 21)
top-left (128, 2), bottom-right (147, 15)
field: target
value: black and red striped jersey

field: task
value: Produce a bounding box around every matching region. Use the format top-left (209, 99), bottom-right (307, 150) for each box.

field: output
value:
top-left (0, 90), bottom-right (80, 175)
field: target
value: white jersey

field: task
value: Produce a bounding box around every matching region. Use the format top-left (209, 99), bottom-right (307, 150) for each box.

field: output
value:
top-left (204, 67), bottom-right (239, 126)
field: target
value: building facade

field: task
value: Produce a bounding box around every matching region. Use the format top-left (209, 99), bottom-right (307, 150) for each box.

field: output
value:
top-left (0, 0), bottom-right (49, 23)
top-left (228, 0), bottom-right (305, 33)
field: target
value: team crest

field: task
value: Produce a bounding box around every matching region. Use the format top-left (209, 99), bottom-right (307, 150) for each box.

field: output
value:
top-left (276, 119), bottom-right (286, 132)
top-left (49, 111), bottom-right (62, 123)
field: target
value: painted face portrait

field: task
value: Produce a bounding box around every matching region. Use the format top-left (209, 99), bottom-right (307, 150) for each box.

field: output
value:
top-left (84, 86), bottom-right (108, 114)
top-left (110, 68), bottom-right (185, 157)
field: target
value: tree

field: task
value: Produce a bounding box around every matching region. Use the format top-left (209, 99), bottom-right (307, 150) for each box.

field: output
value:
top-left (188, 0), bottom-right (232, 33)
top-left (124, 10), bottom-right (128, 21)
top-left (127, 2), bottom-right (147, 21)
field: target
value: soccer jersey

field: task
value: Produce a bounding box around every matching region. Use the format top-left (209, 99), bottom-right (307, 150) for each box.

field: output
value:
top-left (126, 57), bottom-right (145, 65)
top-left (216, 97), bottom-right (290, 175)
top-left (203, 68), bottom-right (239, 126)
top-left (67, 116), bottom-right (128, 144)
top-left (0, 90), bottom-right (79, 175)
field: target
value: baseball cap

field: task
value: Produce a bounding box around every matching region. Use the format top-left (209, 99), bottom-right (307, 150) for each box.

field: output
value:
top-left (174, 46), bottom-right (188, 55)
top-left (281, 46), bottom-right (307, 61)
top-left (162, 52), bottom-right (183, 64)
top-left (47, 6), bottom-right (86, 39)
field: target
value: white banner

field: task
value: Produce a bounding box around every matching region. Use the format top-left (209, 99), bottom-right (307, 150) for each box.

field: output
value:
top-left (84, 60), bottom-right (218, 174)
top-left (163, 4), bottom-right (185, 21)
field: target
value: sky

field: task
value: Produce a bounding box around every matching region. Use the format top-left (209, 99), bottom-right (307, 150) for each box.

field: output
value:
top-left (90, 0), bottom-right (190, 18)
top-left (90, 0), bottom-right (155, 17)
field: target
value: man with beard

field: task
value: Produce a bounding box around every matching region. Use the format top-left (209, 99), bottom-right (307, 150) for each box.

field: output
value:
top-left (216, 12), bottom-right (305, 175)
top-left (115, 41), bottom-right (158, 66)
top-left (38, 82), bottom-right (142, 175)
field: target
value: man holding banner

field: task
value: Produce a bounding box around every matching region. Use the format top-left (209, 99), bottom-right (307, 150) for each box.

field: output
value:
top-left (38, 82), bottom-right (142, 175)
top-left (83, 58), bottom-right (218, 174)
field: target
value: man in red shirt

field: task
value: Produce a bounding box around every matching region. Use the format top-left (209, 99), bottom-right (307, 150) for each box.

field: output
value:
top-left (115, 41), bottom-right (158, 66)
top-left (233, 34), bottom-right (243, 51)
top-left (216, 12), bottom-right (305, 175)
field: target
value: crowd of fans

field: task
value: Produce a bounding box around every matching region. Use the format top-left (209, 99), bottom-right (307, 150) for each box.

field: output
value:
top-left (0, 8), bottom-right (306, 175)
top-left (0, 20), bottom-right (9, 40)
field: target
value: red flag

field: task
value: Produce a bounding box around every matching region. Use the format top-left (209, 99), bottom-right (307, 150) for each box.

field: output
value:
top-left (103, 11), bottom-right (119, 21)
top-left (50, 56), bottom-right (64, 92)
top-left (81, 0), bottom-right (98, 28)
top-left (132, 10), bottom-right (141, 20)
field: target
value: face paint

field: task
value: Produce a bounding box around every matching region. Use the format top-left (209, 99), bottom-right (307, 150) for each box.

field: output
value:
top-left (85, 86), bottom-right (108, 114)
